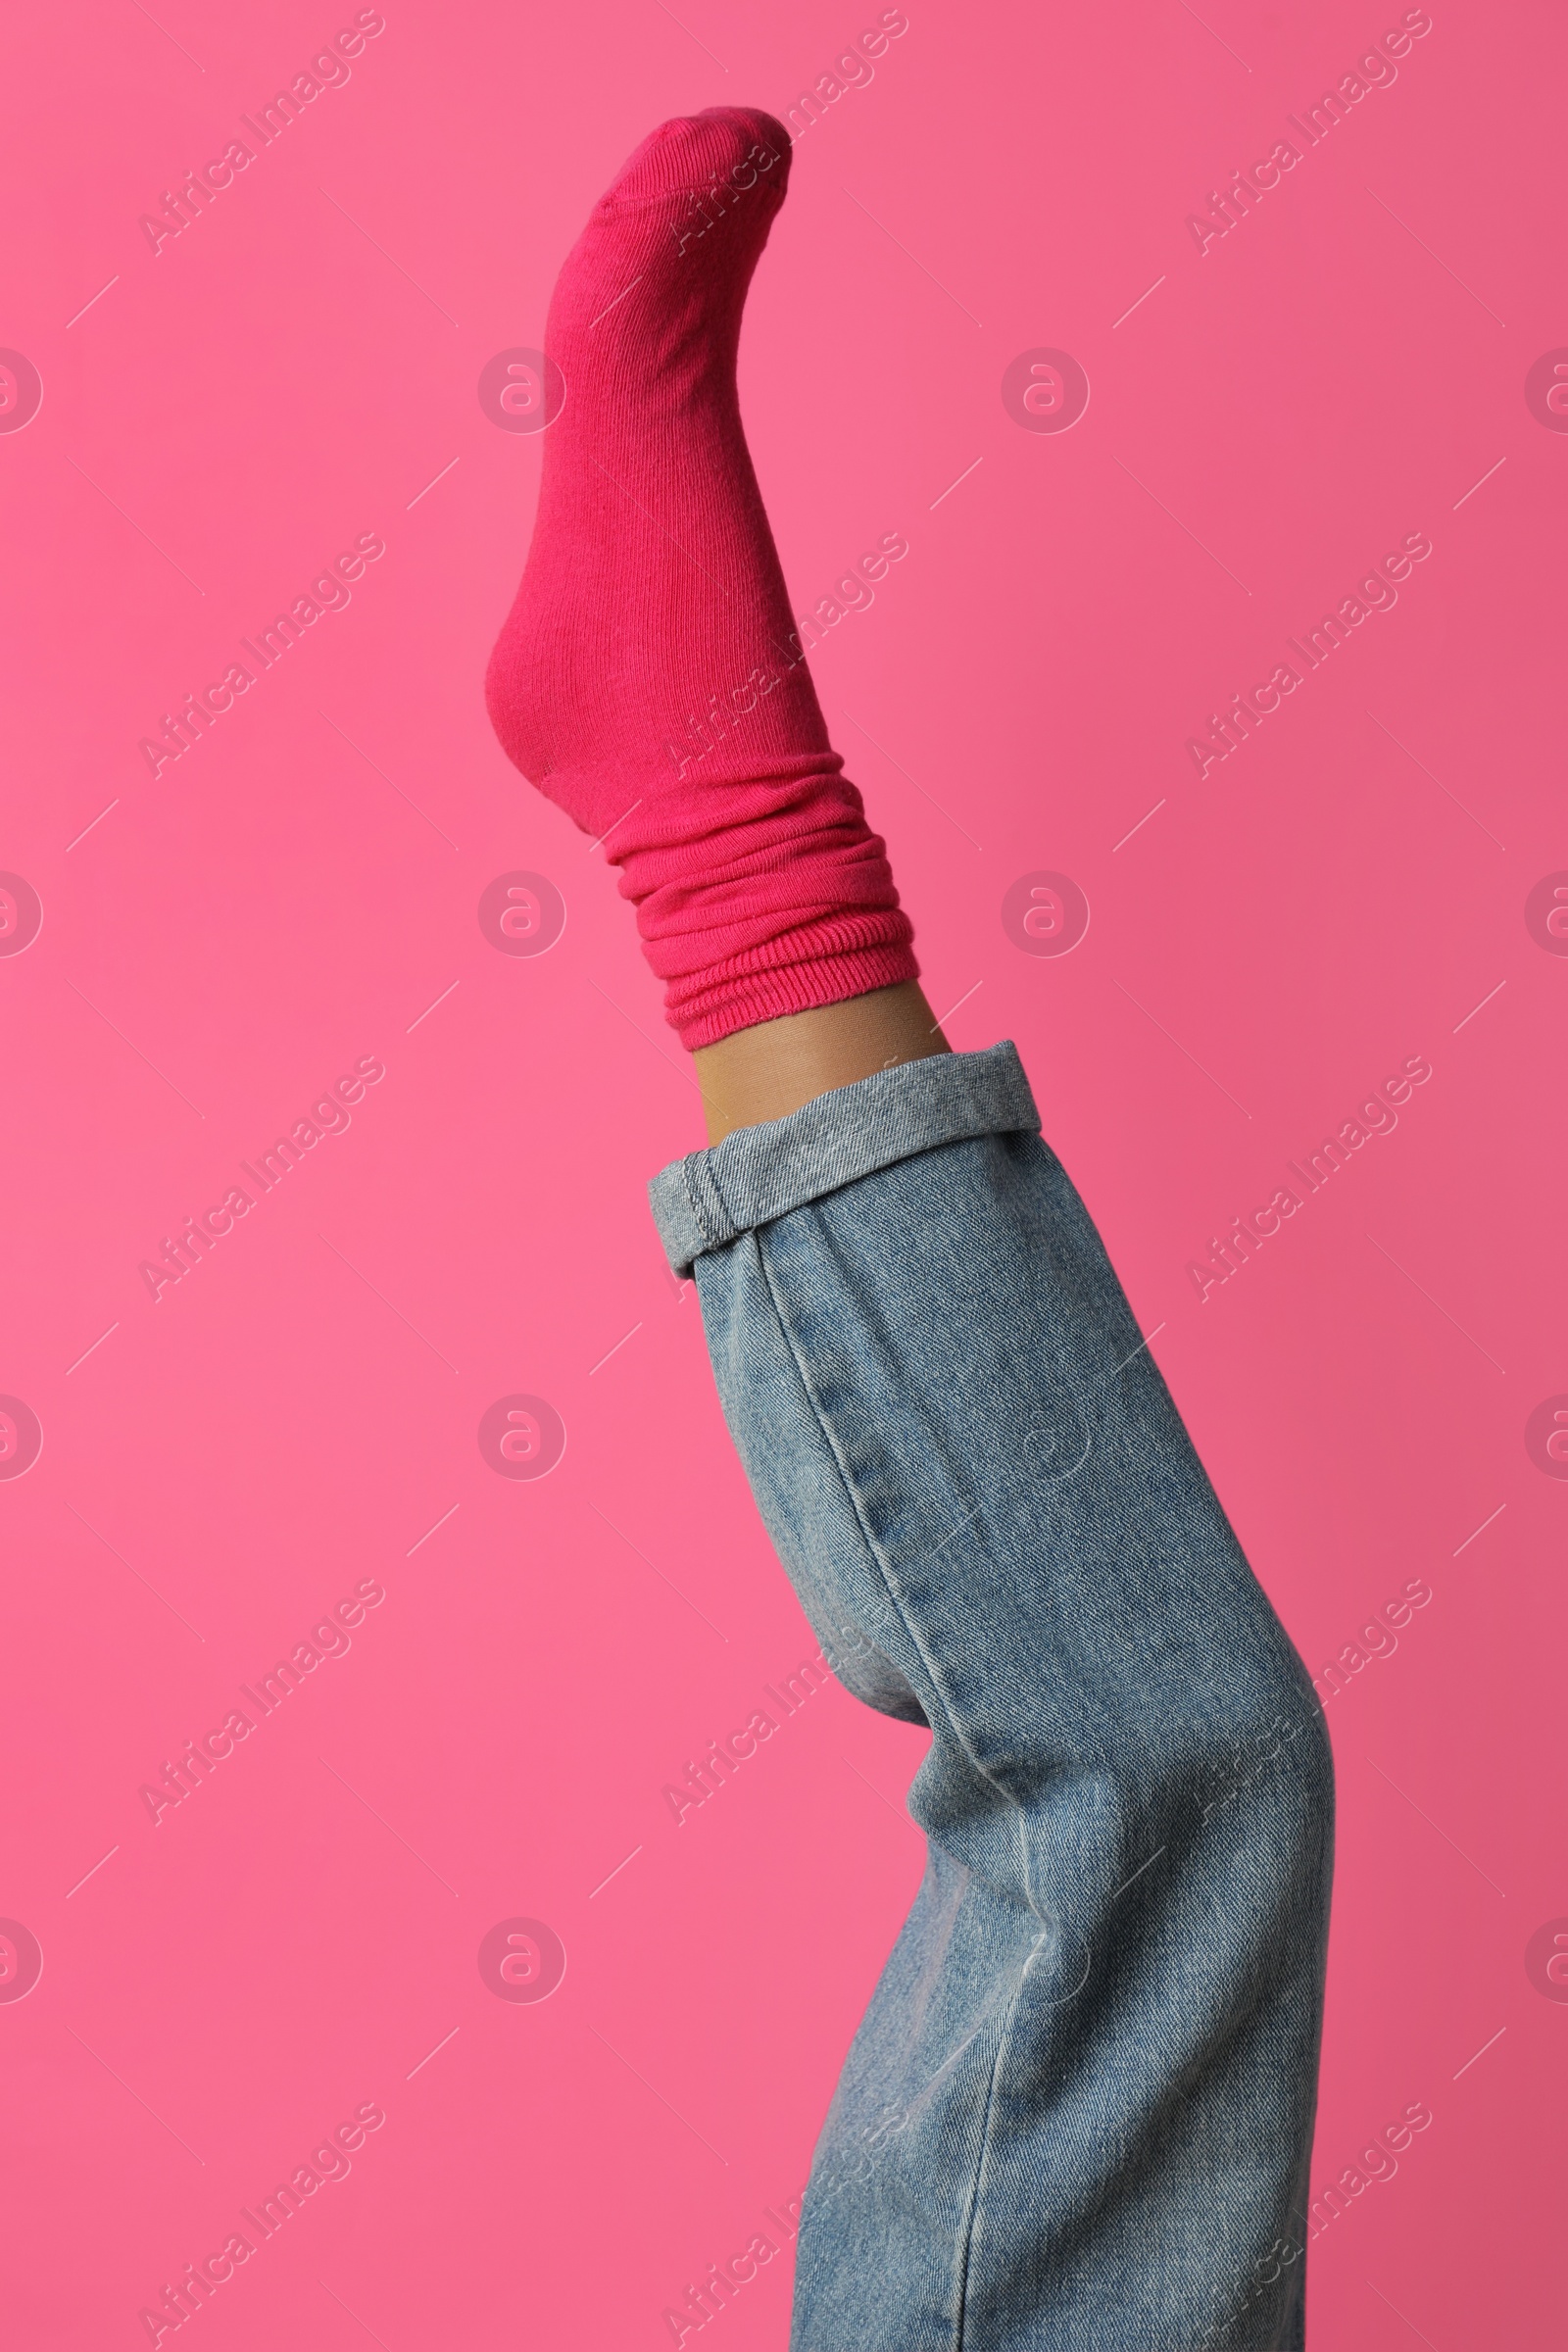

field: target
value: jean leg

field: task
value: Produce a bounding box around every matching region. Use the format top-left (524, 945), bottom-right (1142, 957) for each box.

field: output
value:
top-left (651, 1047), bottom-right (1334, 2352)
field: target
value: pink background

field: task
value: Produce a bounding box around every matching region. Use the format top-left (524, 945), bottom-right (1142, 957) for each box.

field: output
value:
top-left (2, 1), bottom-right (1562, 2342)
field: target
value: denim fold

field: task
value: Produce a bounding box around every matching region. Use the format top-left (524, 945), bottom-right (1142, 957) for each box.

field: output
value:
top-left (648, 1039), bottom-right (1041, 1277)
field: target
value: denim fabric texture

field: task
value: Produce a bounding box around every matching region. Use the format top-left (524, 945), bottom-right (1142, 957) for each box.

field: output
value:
top-left (650, 1043), bottom-right (1335, 2351)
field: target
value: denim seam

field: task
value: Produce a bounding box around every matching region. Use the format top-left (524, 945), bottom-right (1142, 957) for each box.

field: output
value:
top-left (751, 1225), bottom-right (1146, 2347)
top-left (681, 1152), bottom-right (715, 1255)
top-left (752, 1235), bottom-right (985, 2352)
top-left (746, 1184), bottom-right (1107, 2352)
top-left (959, 1915), bottom-right (1114, 2350)
top-left (753, 1228), bottom-right (1015, 1844)
top-left (951, 1941), bottom-right (1049, 2352)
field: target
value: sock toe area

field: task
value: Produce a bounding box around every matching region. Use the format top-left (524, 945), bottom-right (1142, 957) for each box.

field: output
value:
top-left (606, 107), bottom-right (791, 206)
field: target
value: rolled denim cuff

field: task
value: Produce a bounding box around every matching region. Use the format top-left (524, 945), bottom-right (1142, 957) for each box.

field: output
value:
top-left (648, 1039), bottom-right (1041, 1276)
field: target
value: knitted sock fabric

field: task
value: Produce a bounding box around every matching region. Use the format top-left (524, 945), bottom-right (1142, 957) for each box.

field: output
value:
top-left (484, 107), bottom-right (917, 1050)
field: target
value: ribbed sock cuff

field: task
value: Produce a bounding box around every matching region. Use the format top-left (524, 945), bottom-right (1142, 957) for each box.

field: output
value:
top-left (664, 920), bottom-right (919, 1050)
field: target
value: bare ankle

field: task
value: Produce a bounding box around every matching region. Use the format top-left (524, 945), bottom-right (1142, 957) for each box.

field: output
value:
top-left (692, 982), bottom-right (950, 1143)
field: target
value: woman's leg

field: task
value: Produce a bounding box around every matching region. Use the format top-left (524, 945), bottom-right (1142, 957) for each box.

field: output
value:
top-left (650, 1048), bottom-right (1333, 2352)
top-left (488, 110), bottom-right (1334, 2350)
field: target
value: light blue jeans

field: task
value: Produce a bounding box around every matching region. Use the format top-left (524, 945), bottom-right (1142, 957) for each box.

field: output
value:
top-left (650, 1043), bottom-right (1334, 2351)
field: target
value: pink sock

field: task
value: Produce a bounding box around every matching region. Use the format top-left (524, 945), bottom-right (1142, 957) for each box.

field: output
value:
top-left (485, 108), bottom-right (917, 1051)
